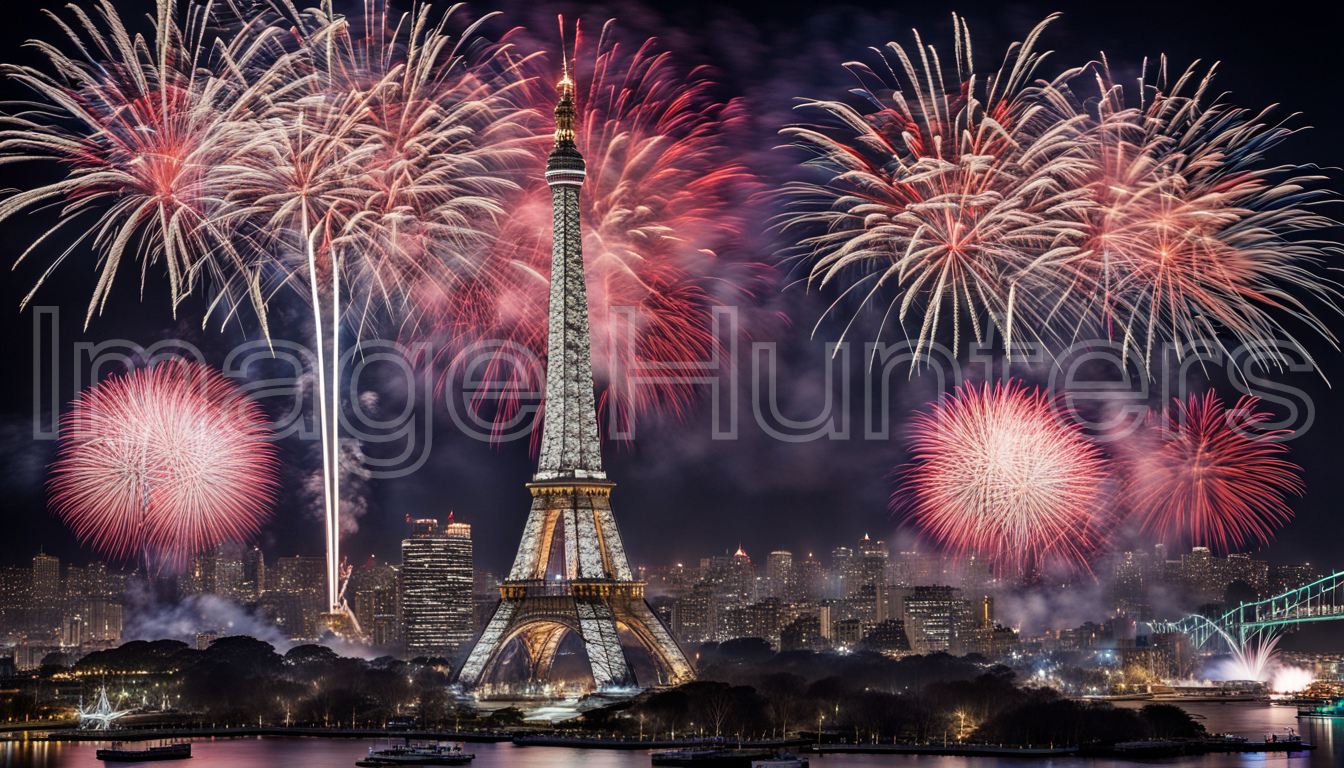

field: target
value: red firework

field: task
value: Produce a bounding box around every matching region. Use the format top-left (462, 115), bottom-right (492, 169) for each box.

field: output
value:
top-left (1121, 393), bottom-right (1301, 552)
top-left (422, 20), bottom-right (768, 429)
top-left (49, 360), bottom-right (280, 569)
top-left (901, 381), bottom-right (1111, 576)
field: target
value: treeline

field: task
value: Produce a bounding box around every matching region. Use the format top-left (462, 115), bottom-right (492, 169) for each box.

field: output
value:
top-left (24, 636), bottom-right (1205, 746)
top-left (57, 638), bottom-right (481, 727)
top-left (599, 640), bottom-right (1205, 746)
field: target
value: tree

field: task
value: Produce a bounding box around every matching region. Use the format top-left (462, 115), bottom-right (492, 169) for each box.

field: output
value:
top-left (1140, 704), bottom-right (1206, 739)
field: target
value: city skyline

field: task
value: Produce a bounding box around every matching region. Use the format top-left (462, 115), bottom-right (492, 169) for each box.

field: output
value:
top-left (0, 0), bottom-right (1342, 717)
top-left (0, 0), bottom-right (1342, 583)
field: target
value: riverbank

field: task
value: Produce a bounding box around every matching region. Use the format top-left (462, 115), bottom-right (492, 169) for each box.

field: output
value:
top-left (34, 726), bottom-right (512, 743)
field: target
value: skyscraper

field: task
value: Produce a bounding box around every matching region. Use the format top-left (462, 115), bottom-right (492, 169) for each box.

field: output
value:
top-left (348, 561), bottom-right (400, 649)
top-left (902, 585), bottom-right (974, 654)
top-left (400, 518), bottom-right (473, 659)
top-left (32, 550), bottom-right (59, 600)
top-left (265, 556), bottom-right (326, 638)
top-left (764, 551), bottom-right (793, 600)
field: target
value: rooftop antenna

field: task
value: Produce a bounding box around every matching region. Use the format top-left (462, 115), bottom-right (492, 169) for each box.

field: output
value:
top-left (558, 15), bottom-right (571, 85)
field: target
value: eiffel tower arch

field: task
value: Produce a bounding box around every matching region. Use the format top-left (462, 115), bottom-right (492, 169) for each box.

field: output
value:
top-left (456, 67), bottom-right (694, 693)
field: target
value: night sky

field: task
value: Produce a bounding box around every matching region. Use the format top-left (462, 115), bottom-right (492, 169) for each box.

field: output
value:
top-left (1, 0), bottom-right (1342, 582)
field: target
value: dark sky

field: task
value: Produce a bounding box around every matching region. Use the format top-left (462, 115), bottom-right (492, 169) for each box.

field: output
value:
top-left (0, 0), bottom-right (1341, 580)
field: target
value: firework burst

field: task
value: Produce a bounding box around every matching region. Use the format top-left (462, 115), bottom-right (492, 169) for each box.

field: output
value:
top-left (782, 14), bottom-right (1091, 358)
top-left (1121, 392), bottom-right (1301, 552)
top-left (422, 19), bottom-right (767, 429)
top-left (0, 0), bottom-right (283, 331)
top-left (901, 380), bottom-right (1110, 576)
top-left (49, 360), bottom-right (279, 570)
top-left (1070, 58), bottom-right (1341, 369)
top-left (218, 0), bottom-right (531, 611)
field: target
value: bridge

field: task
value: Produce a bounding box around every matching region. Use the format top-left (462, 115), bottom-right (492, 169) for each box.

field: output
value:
top-left (1147, 571), bottom-right (1344, 649)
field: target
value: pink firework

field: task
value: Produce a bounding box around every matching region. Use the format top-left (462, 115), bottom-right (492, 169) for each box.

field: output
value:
top-left (422, 19), bottom-right (768, 428)
top-left (901, 381), bottom-right (1110, 576)
top-left (1121, 392), bottom-right (1301, 553)
top-left (0, 0), bottom-right (282, 330)
top-left (782, 15), bottom-right (1092, 358)
top-left (49, 360), bottom-right (280, 569)
top-left (1072, 58), bottom-right (1340, 369)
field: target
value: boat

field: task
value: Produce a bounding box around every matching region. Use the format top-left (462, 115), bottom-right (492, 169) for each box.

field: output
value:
top-left (355, 741), bottom-right (474, 766)
top-left (1298, 700), bottom-right (1344, 718)
top-left (1262, 727), bottom-right (1303, 744)
top-left (750, 758), bottom-right (808, 768)
top-left (96, 741), bottom-right (191, 761)
top-left (650, 748), bottom-right (789, 767)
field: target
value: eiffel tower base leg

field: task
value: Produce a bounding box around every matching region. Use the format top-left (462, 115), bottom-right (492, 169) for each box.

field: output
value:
top-left (575, 599), bottom-right (633, 689)
top-left (456, 591), bottom-right (693, 692)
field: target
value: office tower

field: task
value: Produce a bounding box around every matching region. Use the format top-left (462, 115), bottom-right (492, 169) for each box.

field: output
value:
top-left (854, 535), bottom-right (888, 593)
top-left (780, 615), bottom-right (827, 651)
top-left (242, 546), bottom-right (266, 600)
top-left (348, 561), bottom-right (400, 648)
top-left (671, 584), bottom-right (716, 644)
top-left (0, 566), bottom-right (31, 637)
top-left (401, 518), bottom-right (474, 659)
top-left (32, 551), bottom-right (60, 600)
top-left (828, 546), bottom-right (854, 597)
top-left (792, 554), bottom-right (824, 603)
top-left (863, 619), bottom-right (911, 653)
top-left (764, 551), bottom-right (793, 600)
top-left (902, 585), bottom-right (974, 655)
top-left (266, 556), bottom-right (327, 638)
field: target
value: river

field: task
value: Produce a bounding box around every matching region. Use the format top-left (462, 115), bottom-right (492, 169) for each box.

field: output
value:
top-left (1, 703), bottom-right (1339, 768)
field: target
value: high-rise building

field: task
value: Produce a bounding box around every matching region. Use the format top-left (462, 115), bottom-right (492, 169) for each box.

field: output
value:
top-left (1180, 547), bottom-right (1219, 598)
top-left (1270, 563), bottom-right (1316, 595)
top-left (862, 618), bottom-right (911, 653)
top-left (828, 547), bottom-right (854, 597)
top-left (400, 518), bottom-right (473, 660)
top-left (32, 551), bottom-right (60, 600)
top-left (1224, 553), bottom-right (1269, 594)
top-left (902, 585), bottom-right (974, 654)
top-left (672, 584), bottom-right (716, 644)
top-left (780, 615), bottom-right (827, 651)
top-left (265, 556), bottom-right (327, 638)
top-left (853, 535), bottom-right (888, 595)
top-left (721, 598), bottom-right (782, 645)
top-left (764, 552), bottom-right (793, 600)
top-left (791, 554), bottom-right (824, 603)
top-left (0, 566), bottom-right (31, 638)
top-left (348, 562), bottom-right (400, 648)
top-left (242, 546), bottom-right (266, 600)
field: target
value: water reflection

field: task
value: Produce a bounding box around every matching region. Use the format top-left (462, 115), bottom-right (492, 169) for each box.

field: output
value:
top-left (0, 706), bottom-right (1338, 768)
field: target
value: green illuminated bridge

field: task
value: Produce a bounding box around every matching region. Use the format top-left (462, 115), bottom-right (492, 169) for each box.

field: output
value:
top-left (1147, 571), bottom-right (1344, 649)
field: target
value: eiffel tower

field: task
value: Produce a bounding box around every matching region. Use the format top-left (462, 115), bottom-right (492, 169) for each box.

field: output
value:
top-left (456, 68), bottom-right (694, 692)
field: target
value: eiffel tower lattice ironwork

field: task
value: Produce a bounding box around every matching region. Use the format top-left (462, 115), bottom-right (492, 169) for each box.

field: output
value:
top-left (456, 68), bottom-right (694, 691)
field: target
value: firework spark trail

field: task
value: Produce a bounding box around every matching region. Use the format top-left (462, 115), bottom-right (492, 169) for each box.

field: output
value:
top-left (900, 380), bottom-right (1111, 576)
top-left (0, 0), bottom-right (286, 334)
top-left (1121, 392), bottom-right (1302, 553)
top-left (420, 18), bottom-right (770, 433)
top-left (49, 360), bottom-right (279, 570)
top-left (221, 0), bottom-right (532, 611)
top-left (781, 14), bottom-right (1093, 359)
top-left (1065, 57), bottom-right (1342, 370)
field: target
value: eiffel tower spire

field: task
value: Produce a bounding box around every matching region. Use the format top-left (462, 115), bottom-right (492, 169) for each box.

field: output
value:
top-left (456, 62), bottom-right (694, 692)
top-left (535, 65), bottom-right (603, 482)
